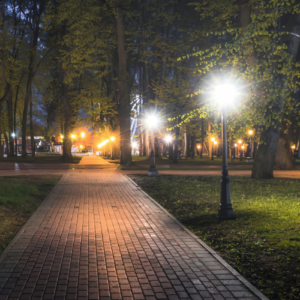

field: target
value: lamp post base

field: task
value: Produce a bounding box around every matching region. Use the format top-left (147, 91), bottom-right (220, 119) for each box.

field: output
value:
top-left (148, 149), bottom-right (159, 177)
top-left (217, 209), bottom-right (236, 220)
top-left (148, 170), bottom-right (159, 176)
top-left (217, 172), bottom-right (236, 220)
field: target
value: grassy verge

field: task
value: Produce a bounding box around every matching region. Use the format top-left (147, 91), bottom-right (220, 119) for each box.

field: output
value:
top-left (0, 154), bottom-right (82, 164)
top-left (131, 175), bottom-right (300, 300)
top-left (0, 175), bottom-right (61, 255)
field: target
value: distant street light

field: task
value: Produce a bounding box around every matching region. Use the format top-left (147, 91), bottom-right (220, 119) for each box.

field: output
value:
top-left (213, 82), bottom-right (237, 220)
top-left (81, 132), bottom-right (85, 138)
top-left (248, 130), bottom-right (254, 158)
top-left (110, 136), bottom-right (115, 159)
top-left (11, 133), bottom-right (16, 138)
top-left (132, 141), bottom-right (138, 155)
top-left (71, 134), bottom-right (76, 148)
top-left (211, 137), bottom-right (215, 160)
top-left (145, 113), bottom-right (159, 176)
top-left (164, 135), bottom-right (173, 144)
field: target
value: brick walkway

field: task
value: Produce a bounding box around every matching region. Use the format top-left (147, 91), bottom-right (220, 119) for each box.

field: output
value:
top-left (0, 173), bottom-right (265, 300)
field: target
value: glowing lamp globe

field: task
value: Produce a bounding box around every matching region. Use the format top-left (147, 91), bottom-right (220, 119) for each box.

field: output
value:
top-left (145, 114), bottom-right (159, 129)
top-left (214, 84), bottom-right (238, 106)
top-left (164, 135), bottom-right (173, 143)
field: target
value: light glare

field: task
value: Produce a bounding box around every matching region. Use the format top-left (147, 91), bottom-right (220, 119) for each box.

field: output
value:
top-left (145, 113), bottom-right (159, 129)
top-left (214, 84), bottom-right (238, 106)
top-left (164, 135), bottom-right (173, 144)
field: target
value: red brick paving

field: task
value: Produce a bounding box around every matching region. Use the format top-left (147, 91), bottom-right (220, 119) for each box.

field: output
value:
top-left (0, 173), bottom-right (263, 300)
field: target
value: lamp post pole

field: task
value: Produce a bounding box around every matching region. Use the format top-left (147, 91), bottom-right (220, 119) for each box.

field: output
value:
top-left (148, 128), bottom-right (159, 176)
top-left (218, 108), bottom-right (235, 220)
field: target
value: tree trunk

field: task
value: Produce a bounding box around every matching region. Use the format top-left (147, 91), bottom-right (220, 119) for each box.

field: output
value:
top-left (154, 136), bottom-right (161, 158)
top-left (4, 133), bottom-right (8, 156)
top-left (6, 92), bottom-right (14, 157)
top-left (252, 126), bottom-right (281, 178)
top-left (62, 71), bottom-right (73, 162)
top-left (163, 142), bottom-right (167, 156)
top-left (173, 118), bottom-right (180, 163)
top-left (116, 10), bottom-right (131, 164)
top-left (200, 118), bottom-right (203, 158)
top-left (208, 119), bottom-right (212, 159)
top-left (139, 133), bottom-right (143, 156)
top-left (145, 128), bottom-right (149, 156)
top-left (187, 133), bottom-right (191, 157)
top-left (30, 85), bottom-right (35, 158)
top-left (0, 103), bottom-right (2, 158)
top-left (182, 130), bottom-right (187, 156)
top-left (191, 135), bottom-right (195, 159)
top-left (169, 142), bottom-right (173, 160)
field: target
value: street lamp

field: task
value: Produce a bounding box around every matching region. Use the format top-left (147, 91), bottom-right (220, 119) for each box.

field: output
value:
top-left (197, 144), bottom-right (201, 157)
top-left (213, 83), bottom-right (236, 220)
top-left (164, 135), bottom-right (173, 144)
top-left (145, 113), bottom-right (159, 176)
top-left (132, 141), bottom-right (138, 155)
top-left (214, 140), bottom-right (218, 157)
top-left (211, 137), bottom-right (215, 160)
top-left (110, 136), bottom-right (115, 159)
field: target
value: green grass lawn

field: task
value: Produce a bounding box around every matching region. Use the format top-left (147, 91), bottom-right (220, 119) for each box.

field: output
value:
top-left (131, 175), bottom-right (300, 300)
top-left (0, 175), bottom-right (61, 255)
top-left (0, 154), bottom-right (82, 164)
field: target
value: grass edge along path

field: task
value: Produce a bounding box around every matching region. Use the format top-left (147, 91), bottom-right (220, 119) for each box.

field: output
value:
top-left (0, 175), bottom-right (61, 255)
top-left (0, 154), bottom-right (82, 164)
top-left (130, 175), bottom-right (300, 300)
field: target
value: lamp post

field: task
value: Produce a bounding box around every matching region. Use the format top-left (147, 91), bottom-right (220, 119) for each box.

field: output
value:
top-left (145, 113), bottom-right (159, 176)
top-left (110, 136), bottom-right (115, 159)
top-left (234, 143), bottom-right (238, 160)
top-left (214, 84), bottom-right (236, 220)
top-left (238, 139), bottom-right (242, 161)
top-left (81, 132), bottom-right (85, 151)
top-left (164, 135), bottom-right (173, 158)
top-left (197, 144), bottom-right (201, 157)
top-left (248, 130), bottom-right (254, 159)
top-left (211, 137), bottom-right (215, 160)
top-left (132, 141), bottom-right (138, 156)
top-left (214, 140), bottom-right (218, 157)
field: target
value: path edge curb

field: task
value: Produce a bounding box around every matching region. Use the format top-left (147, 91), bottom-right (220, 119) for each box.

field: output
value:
top-left (0, 174), bottom-right (66, 264)
top-left (124, 174), bottom-right (269, 300)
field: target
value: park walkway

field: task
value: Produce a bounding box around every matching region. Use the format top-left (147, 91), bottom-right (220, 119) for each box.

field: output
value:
top-left (79, 155), bottom-right (110, 165)
top-left (0, 172), bottom-right (266, 300)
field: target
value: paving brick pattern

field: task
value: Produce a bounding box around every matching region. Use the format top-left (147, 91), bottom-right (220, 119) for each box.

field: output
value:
top-left (0, 173), bottom-right (260, 300)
